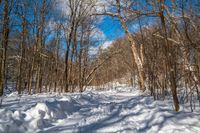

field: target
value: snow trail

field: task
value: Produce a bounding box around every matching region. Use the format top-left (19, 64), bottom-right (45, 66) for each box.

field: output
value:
top-left (0, 87), bottom-right (200, 133)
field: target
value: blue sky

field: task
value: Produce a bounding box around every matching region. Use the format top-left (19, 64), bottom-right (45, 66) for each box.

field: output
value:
top-left (96, 16), bottom-right (155, 42)
top-left (96, 0), bottom-right (200, 42)
top-left (97, 16), bottom-right (125, 41)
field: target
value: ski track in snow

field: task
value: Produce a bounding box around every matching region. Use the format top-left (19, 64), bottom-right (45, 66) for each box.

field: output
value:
top-left (0, 86), bottom-right (200, 133)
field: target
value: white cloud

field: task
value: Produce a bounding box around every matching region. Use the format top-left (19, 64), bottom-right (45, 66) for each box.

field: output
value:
top-left (89, 47), bottom-right (99, 56)
top-left (89, 40), bottom-right (113, 56)
top-left (56, 0), bottom-right (115, 17)
top-left (56, 0), bottom-right (70, 16)
top-left (90, 27), bottom-right (106, 41)
top-left (100, 41), bottom-right (113, 49)
top-left (46, 20), bottom-right (57, 31)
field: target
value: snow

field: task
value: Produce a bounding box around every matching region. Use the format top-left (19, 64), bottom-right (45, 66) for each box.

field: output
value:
top-left (0, 86), bottom-right (200, 133)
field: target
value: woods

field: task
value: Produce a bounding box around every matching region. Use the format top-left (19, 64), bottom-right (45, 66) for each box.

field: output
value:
top-left (0, 0), bottom-right (199, 112)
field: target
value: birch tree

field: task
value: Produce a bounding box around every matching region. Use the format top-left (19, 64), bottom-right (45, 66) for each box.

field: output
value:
top-left (95, 0), bottom-right (146, 91)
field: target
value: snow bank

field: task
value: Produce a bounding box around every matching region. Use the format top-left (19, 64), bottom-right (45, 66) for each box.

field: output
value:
top-left (0, 86), bottom-right (200, 133)
top-left (0, 96), bottom-right (81, 133)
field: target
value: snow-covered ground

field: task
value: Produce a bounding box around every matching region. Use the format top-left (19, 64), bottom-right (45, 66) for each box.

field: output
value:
top-left (0, 86), bottom-right (200, 133)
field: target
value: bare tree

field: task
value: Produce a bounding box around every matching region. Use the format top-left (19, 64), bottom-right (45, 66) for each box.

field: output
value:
top-left (0, 0), bottom-right (10, 96)
top-left (94, 0), bottom-right (146, 91)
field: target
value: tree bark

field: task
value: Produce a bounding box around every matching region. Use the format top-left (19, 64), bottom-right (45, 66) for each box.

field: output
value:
top-left (115, 0), bottom-right (146, 91)
top-left (0, 0), bottom-right (9, 96)
top-left (159, 8), bottom-right (179, 111)
top-left (17, 15), bottom-right (26, 95)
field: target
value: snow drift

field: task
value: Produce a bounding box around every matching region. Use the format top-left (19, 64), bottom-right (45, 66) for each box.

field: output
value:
top-left (0, 87), bottom-right (200, 133)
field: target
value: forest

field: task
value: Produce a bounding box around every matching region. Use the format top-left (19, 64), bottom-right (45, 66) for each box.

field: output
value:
top-left (0, 0), bottom-right (200, 132)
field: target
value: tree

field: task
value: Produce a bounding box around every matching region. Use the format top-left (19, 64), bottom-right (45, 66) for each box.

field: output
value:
top-left (0, 0), bottom-right (10, 96)
top-left (95, 0), bottom-right (146, 91)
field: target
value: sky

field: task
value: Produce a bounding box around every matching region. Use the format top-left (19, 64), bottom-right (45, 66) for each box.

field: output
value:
top-left (89, 15), bottom-right (149, 55)
top-left (97, 16), bottom-right (125, 41)
top-left (94, 15), bottom-right (155, 46)
top-left (1, 0), bottom-right (199, 58)
top-left (88, 16), bottom-right (126, 55)
top-left (96, 0), bottom-right (200, 42)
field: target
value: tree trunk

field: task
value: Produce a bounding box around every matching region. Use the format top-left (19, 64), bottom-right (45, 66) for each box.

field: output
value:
top-left (113, 0), bottom-right (146, 91)
top-left (159, 10), bottom-right (179, 111)
top-left (119, 18), bottom-right (146, 91)
top-left (0, 0), bottom-right (9, 96)
top-left (17, 16), bottom-right (26, 95)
